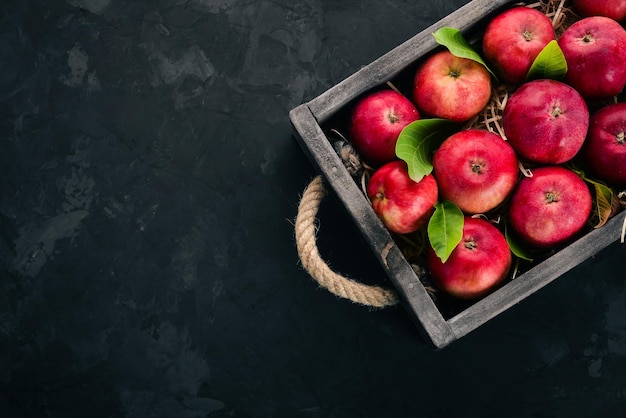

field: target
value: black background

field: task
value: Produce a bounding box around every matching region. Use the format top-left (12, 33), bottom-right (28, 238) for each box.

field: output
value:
top-left (1, 0), bottom-right (626, 417)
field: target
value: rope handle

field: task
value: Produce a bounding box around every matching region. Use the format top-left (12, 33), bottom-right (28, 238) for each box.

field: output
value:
top-left (294, 175), bottom-right (399, 308)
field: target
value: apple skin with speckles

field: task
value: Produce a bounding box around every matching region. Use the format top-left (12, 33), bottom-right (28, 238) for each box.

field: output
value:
top-left (558, 16), bottom-right (626, 100)
top-left (412, 50), bottom-right (492, 123)
top-left (426, 217), bottom-right (512, 300)
top-left (481, 6), bottom-right (556, 85)
top-left (508, 166), bottom-right (592, 249)
top-left (432, 129), bottom-right (519, 214)
top-left (571, 0), bottom-right (626, 22)
top-left (367, 160), bottom-right (438, 235)
top-left (502, 79), bottom-right (589, 165)
top-left (349, 89), bottom-right (419, 166)
top-left (583, 102), bottom-right (626, 187)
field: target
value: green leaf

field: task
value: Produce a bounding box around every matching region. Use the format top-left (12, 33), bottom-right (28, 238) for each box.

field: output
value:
top-left (395, 118), bottom-right (460, 182)
top-left (427, 201), bottom-right (464, 263)
top-left (432, 27), bottom-right (498, 80)
top-left (505, 224), bottom-right (533, 262)
top-left (525, 40), bottom-right (568, 81)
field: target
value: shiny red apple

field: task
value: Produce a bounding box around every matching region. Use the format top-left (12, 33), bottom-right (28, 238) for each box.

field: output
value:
top-left (571, 0), bottom-right (626, 22)
top-left (367, 160), bottom-right (438, 235)
top-left (412, 50), bottom-right (492, 122)
top-left (509, 166), bottom-right (592, 248)
top-left (426, 217), bottom-right (511, 300)
top-left (432, 129), bottom-right (519, 214)
top-left (481, 6), bottom-right (556, 85)
top-left (583, 102), bottom-right (626, 187)
top-left (558, 16), bottom-right (626, 100)
top-left (349, 89), bottom-right (420, 166)
top-left (502, 79), bottom-right (589, 164)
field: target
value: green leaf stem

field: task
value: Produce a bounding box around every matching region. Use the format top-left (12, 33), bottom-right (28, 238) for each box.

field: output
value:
top-left (427, 201), bottom-right (464, 263)
top-left (395, 118), bottom-right (460, 183)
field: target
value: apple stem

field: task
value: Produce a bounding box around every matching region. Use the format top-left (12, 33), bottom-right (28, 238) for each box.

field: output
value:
top-left (387, 110), bottom-right (400, 124)
top-left (464, 240), bottom-right (478, 251)
top-left (523, 30), bottom-right (532, 41)
top-left (545, 191), bottom-right (558, 203)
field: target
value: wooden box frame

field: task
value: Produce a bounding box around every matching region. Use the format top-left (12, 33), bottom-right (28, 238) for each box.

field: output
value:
top-left (289, 0), bottom-right (626, 348)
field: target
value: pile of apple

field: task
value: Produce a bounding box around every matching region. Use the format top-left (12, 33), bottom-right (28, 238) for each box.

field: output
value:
top-left (342, 0), bottom-right (626, 301)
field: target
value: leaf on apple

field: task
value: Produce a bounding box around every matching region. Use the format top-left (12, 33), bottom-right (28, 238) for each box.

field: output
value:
top-left (504, 224), bottom-right (533, 262)
top-left (395, 118), bottom-right (459, 183)
top-left (432, 27), bottom-right (498, 81)
top-left (525, 40), bottom-right (568, 82)
top-left (427, 200), bottom-right (464, 263)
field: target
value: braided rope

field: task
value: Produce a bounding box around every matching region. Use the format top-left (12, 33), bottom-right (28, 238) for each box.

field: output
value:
top-left (294, 175), bottom-right (399, 308)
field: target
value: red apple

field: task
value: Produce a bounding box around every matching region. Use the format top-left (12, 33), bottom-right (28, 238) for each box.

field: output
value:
top-left (426, 217), bottom-right (511, 300)
top-left (481, 6), bottom-right (556, 85)
top-left (583, 102), bottom-right (626, 187)
top-left (432, 129), bottom-right (519, 214)
top-left (558, 16), bottom-right (626, 100)
top-left (571, 0), bottom-right (626, 22)
top-left (367, 160), bottom-right (438, 234)
top-left (412, 50), bottom-right (492, 122)
top-left (349, 89), bottom-right (419, 166)
top-left (502, 79), bottom-right (589, 164)
top-left (509, 166), bottom-right (592, 248)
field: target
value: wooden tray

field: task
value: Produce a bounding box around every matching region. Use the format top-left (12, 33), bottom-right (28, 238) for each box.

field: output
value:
top-left (289, 0), bottom-right (626, 348)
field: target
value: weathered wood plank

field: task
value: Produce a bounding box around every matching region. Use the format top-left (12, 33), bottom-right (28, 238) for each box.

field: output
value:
top-left (290, 104), bottom-right (456, 348)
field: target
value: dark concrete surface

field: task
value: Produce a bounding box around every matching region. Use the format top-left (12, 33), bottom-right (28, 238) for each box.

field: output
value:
top-left (1, 0), bottom-right (626, 416)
